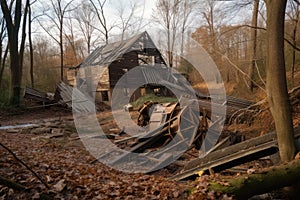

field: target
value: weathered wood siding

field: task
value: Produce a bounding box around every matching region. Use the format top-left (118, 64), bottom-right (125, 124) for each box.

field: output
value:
top-left (66, 69), bottom-right (77, 86)
top-left (68, 32), bottom-right (167, 103)
top-left (97, 67), bottom-right (110, 90)
top-left (109, 51), bottom-right (139, 88)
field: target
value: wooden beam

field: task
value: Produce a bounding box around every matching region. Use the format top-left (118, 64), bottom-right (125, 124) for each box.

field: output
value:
top-left (171, 127), bottom-right (300, 181)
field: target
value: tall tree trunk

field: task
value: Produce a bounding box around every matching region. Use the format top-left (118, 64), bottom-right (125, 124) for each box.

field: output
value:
top-left (0, 39), bottom-right (2, 86)
top-left (291, 4), bottom-right (299, 87)
top-left (1, 0), bottom-right (29, 106)
top-left (28, 5), bottom-right (34, 88)
top-left (167, 28), bottom-right (173, 67)
top-left (291, 31), bottom-right (296, 87)
top-left (10, 40), bottom-right (22, 105)
top-left (60, 19), bottom-right (64, 81)
top-left (210, 3), bottom-right (216, 53)
top-left (266, 0), bottom-right (296, 162)
top-left (248, 0), bottom-right (259, 92)
top-left (1, 0), bottom-right (21, 106)
top-left (0, 45), bottom-right (8, 87)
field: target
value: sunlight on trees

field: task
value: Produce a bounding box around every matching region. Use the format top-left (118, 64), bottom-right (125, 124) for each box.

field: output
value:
top-left (0, 2), bottom-right (299, 161)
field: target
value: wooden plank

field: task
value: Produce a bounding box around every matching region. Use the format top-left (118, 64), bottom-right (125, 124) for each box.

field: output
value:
top-left (109, 126), bottom-right (171, 165)
top-left (24, 86), bottom-right (50, 103)
top-left (171, 141), bottom-right (278, 181)
top-left (148, 153), bottom-right (175, 172)
top-left (114, 116), bottom-right (177, 145)
top-left (204, 135), bottom-right (236, 154)
top-left (148, 138), bottom-right (189, 158)
top-left (149, 104), bottom-right (167, 131)
top-left (164, 102), bottom-right (178, 114)
top-left (184, 131), bottom-right (277, 171)
top-left (171, 126), bottom-right (300, 181)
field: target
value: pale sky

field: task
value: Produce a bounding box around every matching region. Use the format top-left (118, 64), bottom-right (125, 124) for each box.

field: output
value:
top-left (30, 0), bottom-right (253, 53)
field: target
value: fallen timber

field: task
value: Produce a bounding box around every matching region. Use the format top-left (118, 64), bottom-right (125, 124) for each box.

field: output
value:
top-left (24, 82), bottom-right (95, 112)
top-left (24, 86), bottom-right (54, 104)
top-left (90, 95), bottom-right (254, 172)
top-left (25, 83), bottom-right (257, 174)
top-left (54, 81), bottom-right (95, 112)
top-left (90, 100), bottom-right (208, 169)
top-left (171, 126), bottom-right (300, 181)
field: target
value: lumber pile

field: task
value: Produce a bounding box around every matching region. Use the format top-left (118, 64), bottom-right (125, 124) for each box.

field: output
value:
top-left (90, 97), bottom-right (242, 173)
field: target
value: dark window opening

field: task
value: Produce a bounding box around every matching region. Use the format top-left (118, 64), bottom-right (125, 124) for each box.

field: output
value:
top-left (101, 91), bottom-right (109, 101)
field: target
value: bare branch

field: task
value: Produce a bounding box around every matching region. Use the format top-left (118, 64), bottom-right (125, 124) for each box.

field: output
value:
top-left (0, 142), bottom-right (50, 189)
top-left (219, 24), bottom-right (300, 51)
top-left (37, 19), bottom-right (60, 44)
top-left (215, 50), bottom-right (266, 93)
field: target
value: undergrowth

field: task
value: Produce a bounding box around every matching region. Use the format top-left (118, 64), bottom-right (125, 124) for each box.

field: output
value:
top-left (131, 94), bottom-right (177, 108)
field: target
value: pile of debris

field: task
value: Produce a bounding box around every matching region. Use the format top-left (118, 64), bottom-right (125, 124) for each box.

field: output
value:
top-left (24, 86), bottom-right (55, 105)
top-left (86, 95), bottom-right (264, 174)
top-left (171, 129), bottom-right (287, 180)
top-left (24, 82), bottom-right (95, 113)
top-left (99, 95), bottom-right (300, 180)
top-left (24, 82), bottom-right (300, 179)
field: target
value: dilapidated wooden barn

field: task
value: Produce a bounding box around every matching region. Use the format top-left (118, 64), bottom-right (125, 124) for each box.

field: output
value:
top-left (67, 31), bottom-right (168, 104)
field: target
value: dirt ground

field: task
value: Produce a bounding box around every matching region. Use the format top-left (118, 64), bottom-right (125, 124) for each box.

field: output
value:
top-left (0, 99), bottom-right (299, 199)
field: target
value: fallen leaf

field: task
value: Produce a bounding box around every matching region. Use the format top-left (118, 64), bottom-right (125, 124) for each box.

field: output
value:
top-left (46, 175), bottom-right (52, 183)
top-left (197, 170), bottom-right (204, 177)
top-left (32, 192), bottom-right (40, 200)
top-left (53, 179), bottom-right (66, 192)
top-left (173, 191), bottom-right (179, 198)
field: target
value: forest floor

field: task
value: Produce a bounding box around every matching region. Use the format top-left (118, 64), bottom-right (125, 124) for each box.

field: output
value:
top-left (0, 91), bottom-right (299, 199)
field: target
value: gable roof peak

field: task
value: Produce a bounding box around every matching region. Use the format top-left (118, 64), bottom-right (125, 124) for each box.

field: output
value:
top-left (80, 31), bottom-right (155, 68)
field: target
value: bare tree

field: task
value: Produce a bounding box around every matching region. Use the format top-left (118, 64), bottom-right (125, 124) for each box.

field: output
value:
top-left (286, 0), bottom-right (300, 86)
top-left (248, 0), bottom-right (259, 92)
top-left (266, 0), bottom-right (296, 162)
top-left (180, 0), bottom-right (197, 54)
top-left (153, 0), bottom-right (182, 68)
top-left (200, 0), bottom-right (218, 54)
top-left (114, 0), bottom-right (147, 41)
top-left (64, 16), bottom-right (85, 65)
top-left (75, 1), bottom-right (98, 54)
top-left (64, 17), bottom-right (78, 64)
top-left (89, 0), bottom-right (113, 44)
top-left (116, 0), bottom-right (138, 40)
top-left (28, 0), bottom-right (40, 88)
top-left (31, 37), bottom-right (61, 91)
top-left (38, 0), bottom-right (75, 80)
top-left (0, 12), bottom-right (9, 87)
top-left (1, 0), bottom-right (30, 106)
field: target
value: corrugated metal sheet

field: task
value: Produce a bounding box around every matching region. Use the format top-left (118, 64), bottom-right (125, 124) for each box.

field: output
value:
top-left (55, 82), bottom-right (95, 113)
top-left (141, 65), bottom-right (165, 85)
top-left (119, 65), bottom-right (190, 93)
top-left (80, 32), bottom-right (157, 68)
